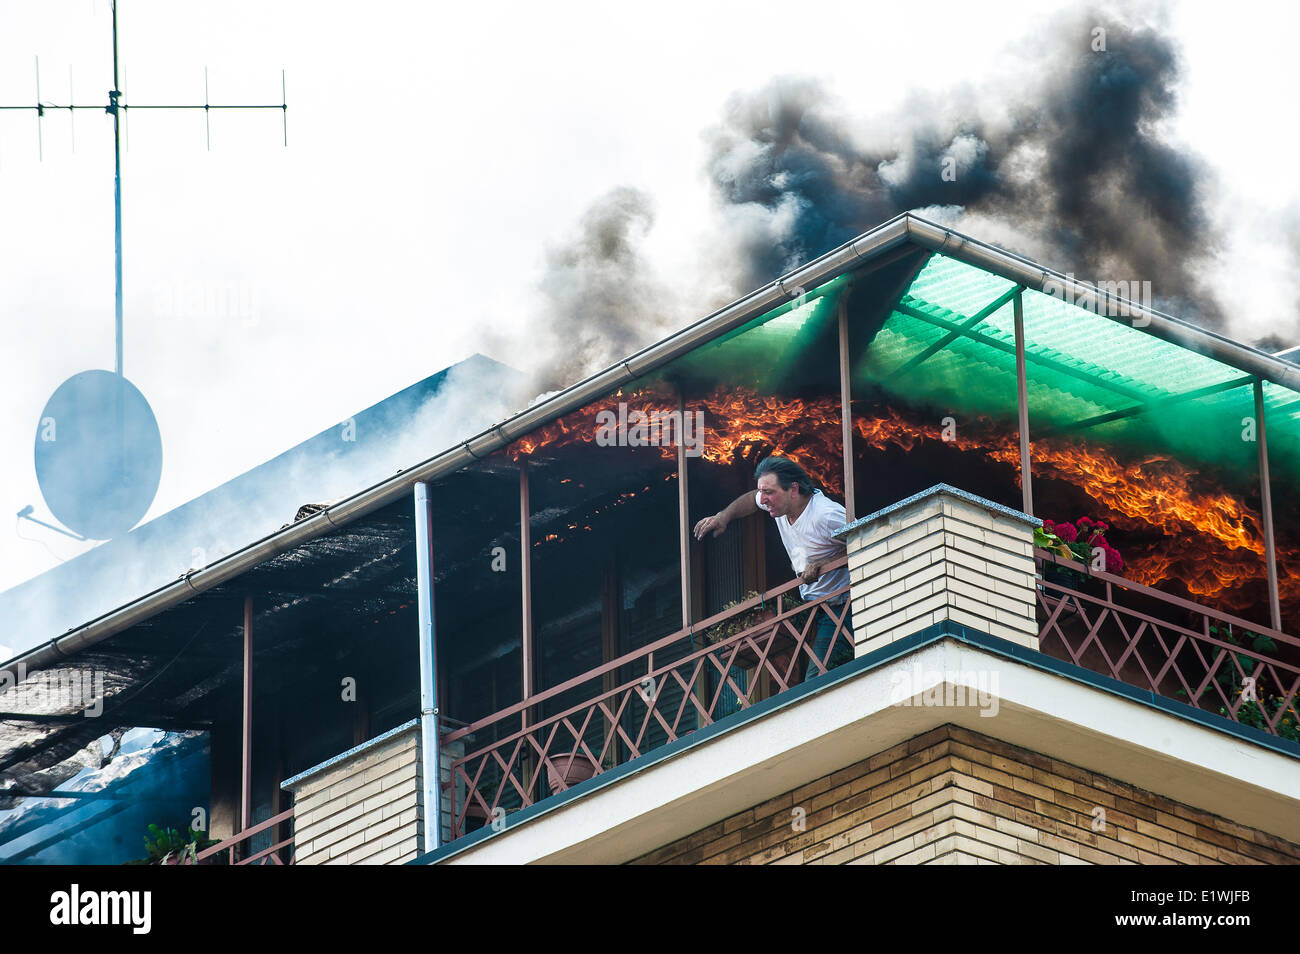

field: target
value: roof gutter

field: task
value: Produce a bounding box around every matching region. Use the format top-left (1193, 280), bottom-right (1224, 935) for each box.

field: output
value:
top-left (15, 212), bottom-right (1300, 675)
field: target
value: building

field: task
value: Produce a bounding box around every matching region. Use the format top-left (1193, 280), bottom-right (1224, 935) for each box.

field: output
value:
top-left (2, 213), bottom-right (1298, 865)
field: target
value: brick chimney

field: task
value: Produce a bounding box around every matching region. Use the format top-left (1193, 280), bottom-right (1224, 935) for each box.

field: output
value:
top-left (833, 484), bottom-right (1042, 657)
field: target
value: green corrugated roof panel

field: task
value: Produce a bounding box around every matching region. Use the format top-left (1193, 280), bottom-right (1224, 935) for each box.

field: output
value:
top-left (1019, 288), bottom-right (1237, 396)
top-left (860, 252), bottom-right (1300, 480)
top-left (905, 253), bottom-right (1017, 320)
top-left (1262, 381), bottom-right (1300, 478)
top-left (667, 274), bottom-right (848, 389)
top-left (859, 311), bottom-right (949, 375)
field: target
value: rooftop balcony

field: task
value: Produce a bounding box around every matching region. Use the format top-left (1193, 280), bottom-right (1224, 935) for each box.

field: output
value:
top-left (15, 218), bottom-right (1300, 865)
top-left (280, 484), bottom-right (1300, 863)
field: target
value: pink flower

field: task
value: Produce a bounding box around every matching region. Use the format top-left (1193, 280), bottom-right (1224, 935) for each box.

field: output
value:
top-left (1077, 516), bottom-right (1094, 528)
top-left (1054, 522), bottom-right (1078, 543)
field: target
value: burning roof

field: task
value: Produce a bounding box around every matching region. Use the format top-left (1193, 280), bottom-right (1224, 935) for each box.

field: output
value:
top-left (6, 212), bottom-right (1300, 792)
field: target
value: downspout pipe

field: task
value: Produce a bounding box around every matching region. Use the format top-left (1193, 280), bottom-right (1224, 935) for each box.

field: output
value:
top-left (413, 482), bottom-right (441, 853)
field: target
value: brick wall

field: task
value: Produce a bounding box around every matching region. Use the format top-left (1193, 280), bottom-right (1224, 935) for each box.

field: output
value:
top-left (288, 724), bottom-right (422, 865)
top-left (841, 486), bottom-right (1041, 655)
top-left (630, 725), bottom-right (1300, 865)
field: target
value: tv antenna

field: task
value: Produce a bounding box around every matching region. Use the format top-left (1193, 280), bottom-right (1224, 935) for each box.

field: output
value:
top-left (1, 0), bottom-right (288, 378)
top-left (3, 0), bottom-right (289, 542)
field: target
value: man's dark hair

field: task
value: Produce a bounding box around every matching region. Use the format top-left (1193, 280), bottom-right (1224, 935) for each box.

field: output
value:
top-left (754, 456), bottom-right (815, 497)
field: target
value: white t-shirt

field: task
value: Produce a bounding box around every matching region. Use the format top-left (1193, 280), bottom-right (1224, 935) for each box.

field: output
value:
top-left (755, 489), bottom-right (850, 603)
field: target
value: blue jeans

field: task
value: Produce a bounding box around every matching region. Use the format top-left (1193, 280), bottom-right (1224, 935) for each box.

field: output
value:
top-left (803, 602), bottom-right (853, 682)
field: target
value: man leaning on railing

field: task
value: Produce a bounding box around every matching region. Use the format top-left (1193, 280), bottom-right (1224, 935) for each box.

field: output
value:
top-left (693, 456), bottom-right (853, 681)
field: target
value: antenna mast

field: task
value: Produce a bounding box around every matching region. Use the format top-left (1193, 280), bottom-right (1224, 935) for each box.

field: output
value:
top-left (1, 1), bottom-right (289, 377)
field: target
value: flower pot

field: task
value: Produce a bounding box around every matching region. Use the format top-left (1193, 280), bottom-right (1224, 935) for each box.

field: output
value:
top-left (546, 753), bottom-right (597, 791)
top-left (706, 607), bottom-right (789, 669)
top-left (1040, 559), bottom-right (1105, 599)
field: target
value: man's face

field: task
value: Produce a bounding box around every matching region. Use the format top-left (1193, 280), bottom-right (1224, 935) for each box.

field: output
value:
top-left (757, 473), bottom-right (796, 518)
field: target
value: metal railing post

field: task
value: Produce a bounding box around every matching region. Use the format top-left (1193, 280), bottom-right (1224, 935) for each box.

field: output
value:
top-left (519, 461), bottom-right (535, 797)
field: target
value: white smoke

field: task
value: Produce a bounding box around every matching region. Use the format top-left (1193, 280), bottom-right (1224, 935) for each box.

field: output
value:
top-left (0, 357), bottom-right (526, 660)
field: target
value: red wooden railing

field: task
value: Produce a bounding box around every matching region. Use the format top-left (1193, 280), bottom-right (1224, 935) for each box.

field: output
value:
top-left (1035, 548), bottom-right (1300, 739)
top-left (434, 546), bottom-right (1300, 846)
top-left (182, 807), bottom-right (296, 865)
top-left (441, 558), bottom-right (852, 839)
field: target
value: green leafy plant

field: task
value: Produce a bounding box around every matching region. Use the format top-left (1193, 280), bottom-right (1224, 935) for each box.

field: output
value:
top-left (1174, 623), bottom-right (1298, 742)
top-left (703, 589), bottom-right (804, 643)
top-left (123, 823), bottom-right (220, 865)
top-left (703, 592), bottom-right (773, 645)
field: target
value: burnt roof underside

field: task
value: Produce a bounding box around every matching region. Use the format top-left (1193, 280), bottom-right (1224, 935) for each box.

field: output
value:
top-left (0, 497), bottom-right (417, 787)
top-left (0, 449), bottom-right (682, 794)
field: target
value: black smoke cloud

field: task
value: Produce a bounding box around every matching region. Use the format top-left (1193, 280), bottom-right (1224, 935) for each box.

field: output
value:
top-left (705, 13), bottom-right (1222, 325)
top-left (515, 8), bottom-right (1300, 393)
top-left (527, 187), bottom-right (667, 393)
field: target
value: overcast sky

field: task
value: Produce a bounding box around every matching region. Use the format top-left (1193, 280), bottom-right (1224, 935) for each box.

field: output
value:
top-left (3, 0), bottom-right (1300, 643)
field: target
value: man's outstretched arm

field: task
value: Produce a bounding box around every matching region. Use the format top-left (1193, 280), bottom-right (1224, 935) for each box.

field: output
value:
top-left (693, 491), bottom-right (760, 540)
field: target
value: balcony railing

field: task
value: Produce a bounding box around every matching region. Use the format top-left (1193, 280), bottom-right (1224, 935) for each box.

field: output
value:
top-left (440, 559), bottom-right (852, 839)
top-left (184, 807), bottom-right (296, 865)
top-left (432, 543), bottom-right (1300, 847)
top-left (1035, 548), bottom-right (1300, 740)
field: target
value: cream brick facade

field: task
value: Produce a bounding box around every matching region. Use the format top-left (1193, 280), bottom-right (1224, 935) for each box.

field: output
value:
top-left (835, 484), bottom-right (1041, 655)
top-left (631, 725), bottom-right (1300, 865)
top-left (284, 722), bottom-right (423, 865)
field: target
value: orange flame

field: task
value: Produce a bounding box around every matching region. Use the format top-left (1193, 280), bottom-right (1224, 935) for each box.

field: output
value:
top-left (506, 386), bottom-right (677, 461)
top-left (507, 386), bottom-right (844, 493)
top-left (506, 386), bottom-right (1295, 610)
top-left (849, 407), bottom-right (1294, 609)
top-left (692, 389), bottom-right (844, 494)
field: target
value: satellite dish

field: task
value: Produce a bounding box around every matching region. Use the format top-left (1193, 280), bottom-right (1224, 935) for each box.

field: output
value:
top-left (34, 370), bottom-right (162, 540)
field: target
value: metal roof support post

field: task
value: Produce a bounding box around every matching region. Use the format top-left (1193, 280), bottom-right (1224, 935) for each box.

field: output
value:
top-left (1013, 289), bottom-right (1034, 516)
top-left (240, 595), bottom-right (253, 836)
top-left (1253, 381), bottom-right (1282, 631)
top-left (677, 391), bottom-right (693, 630)
top-left (413, 482), bottom-right (441, 853)
top-left (519, 462), bottom-right (534, 757)
top-left (838, 296), bottom-right (856, 521)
